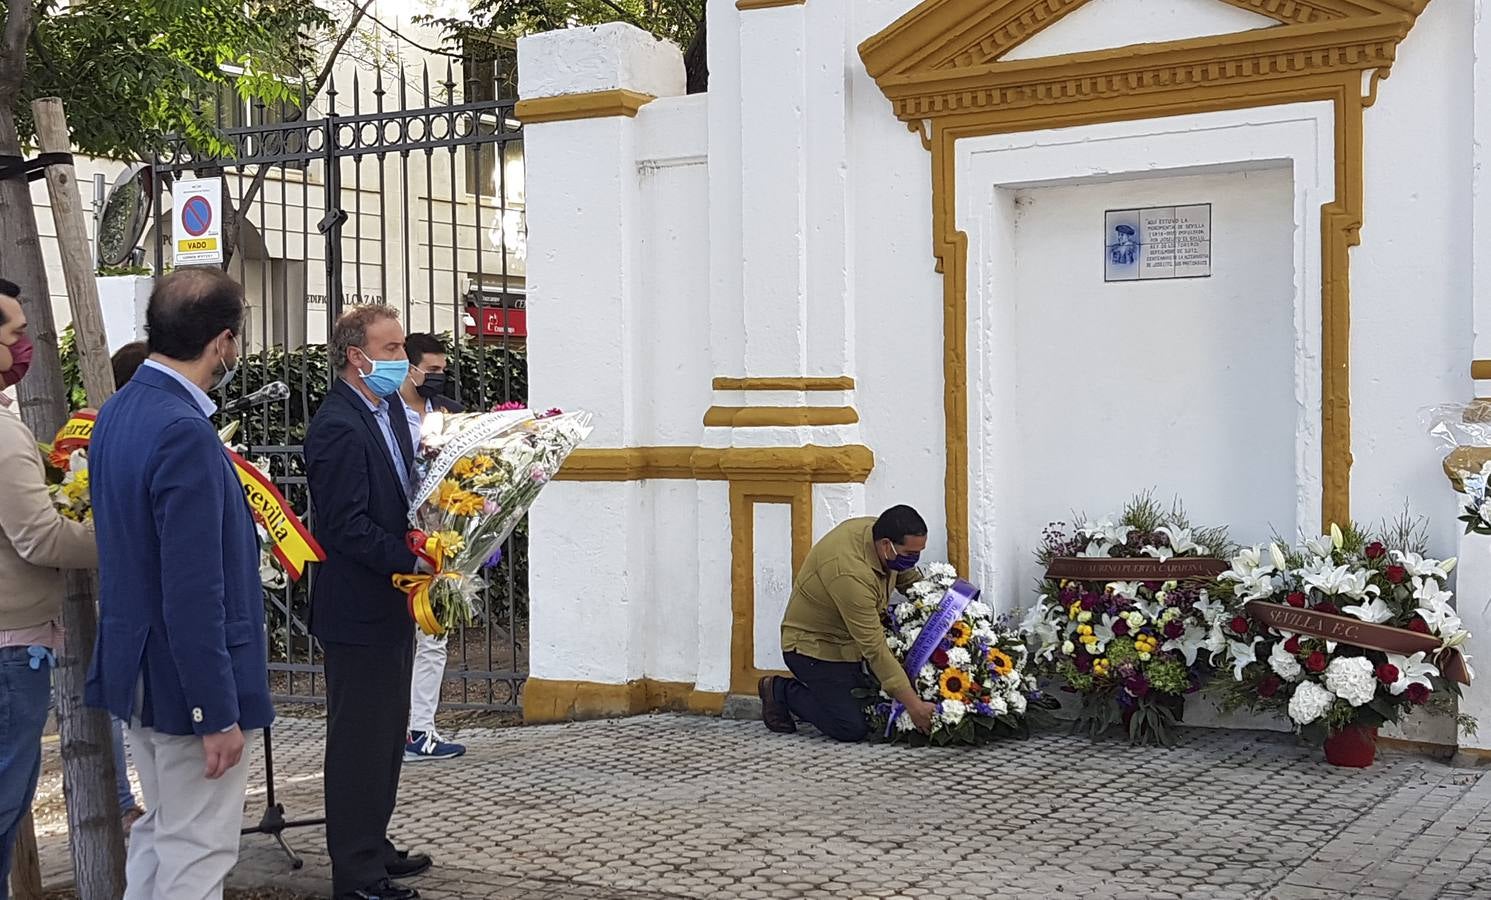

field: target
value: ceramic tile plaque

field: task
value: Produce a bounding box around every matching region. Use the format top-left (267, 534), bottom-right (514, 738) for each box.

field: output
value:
top-left (1104, 204), bottom-right (1212, 282)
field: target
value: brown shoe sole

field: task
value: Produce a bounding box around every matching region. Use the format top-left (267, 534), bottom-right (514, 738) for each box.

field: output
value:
top-left (757, 676), bottom-right (797, 734)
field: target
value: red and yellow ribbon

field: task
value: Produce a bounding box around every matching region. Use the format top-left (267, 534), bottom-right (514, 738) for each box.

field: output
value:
top-left (393, 531), bottom-right (448, 636)
top-left (223, 449), bottom-right (325, 582)
top-left (49, 411), bottom-right (95, 469)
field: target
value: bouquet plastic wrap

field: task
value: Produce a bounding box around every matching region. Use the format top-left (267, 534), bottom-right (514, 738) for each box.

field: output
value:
top-left (1423, 403), bottom-right (1491, 534)
top-left (398, 408), bottom-right (593, 636)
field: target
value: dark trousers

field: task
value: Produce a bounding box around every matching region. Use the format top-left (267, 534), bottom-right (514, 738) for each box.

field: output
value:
top-left (778, 651), bottom-right (870, 743)
top-left (323, 638), bottom-right (414, 894)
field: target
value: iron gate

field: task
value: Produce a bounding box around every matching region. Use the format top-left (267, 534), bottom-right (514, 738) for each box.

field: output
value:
top-left (150, 60), bottom-right (529, 712)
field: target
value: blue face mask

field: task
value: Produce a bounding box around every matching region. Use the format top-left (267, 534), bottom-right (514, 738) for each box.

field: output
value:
top-left (356, 353), bottom-right (410, 397)
top-left (885, 544), bottom-right (920, 572)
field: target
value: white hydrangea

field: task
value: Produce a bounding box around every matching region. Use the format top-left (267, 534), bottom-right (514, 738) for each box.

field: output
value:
top-left (1269, 641), bottom-right (1304, 682)
top-left (893, 710), bottom-right (915, 732)
top-left (1324, 656), bottom-right (1378, 707)
top-left (986, 695), bottom-right (1008, 716)
top-left (894, 602), bottom-right (916, 622)
top-left (939, 699), bottom-right (967, 726)
top-left (1008, 692), bottom-right (1027, 715)
top-left (967, 600), bottom-right (992, 620)
top-left (1288, 680), bottom-right (1336, 725)
top-left (919, 664), bottom-right (937, 683)
top-left (947, 647), bottom-right (972, 670)
top-left (926, 561), bottom-right (957, 581)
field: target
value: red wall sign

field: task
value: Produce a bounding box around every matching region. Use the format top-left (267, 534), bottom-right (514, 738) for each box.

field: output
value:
top-left (465, 304), bottom-right (527, 339)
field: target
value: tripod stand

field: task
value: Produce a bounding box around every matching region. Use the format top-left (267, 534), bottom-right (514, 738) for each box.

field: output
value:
top-left (241, 727), bottom-right (325, 869)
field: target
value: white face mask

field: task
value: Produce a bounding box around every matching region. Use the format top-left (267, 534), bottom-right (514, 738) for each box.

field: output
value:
top-left (211, 334), bottom-right (239, 392)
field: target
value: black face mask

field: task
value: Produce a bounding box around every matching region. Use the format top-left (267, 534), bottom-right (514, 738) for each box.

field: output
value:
top-left (415, 371), bottom-right (447, 400)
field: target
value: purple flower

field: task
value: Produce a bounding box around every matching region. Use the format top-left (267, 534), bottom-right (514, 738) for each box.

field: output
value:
top-left (484, 547), bottom-right (504, 568)
top-left (974, 702), bottom-right (994, 717)
top-left (1124, 674), bottom-right (1151, 698)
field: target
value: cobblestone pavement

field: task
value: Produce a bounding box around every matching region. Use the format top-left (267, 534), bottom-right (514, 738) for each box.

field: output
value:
top-left (32, 714), bottom-right (1491, 899)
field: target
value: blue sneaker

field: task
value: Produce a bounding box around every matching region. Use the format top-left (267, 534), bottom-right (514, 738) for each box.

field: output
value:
top-left (404, 729), bottom-right (465, 761)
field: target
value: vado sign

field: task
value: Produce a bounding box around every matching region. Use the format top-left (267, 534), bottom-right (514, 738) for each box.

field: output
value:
top-left (173, 178), bottom-right (223, 265)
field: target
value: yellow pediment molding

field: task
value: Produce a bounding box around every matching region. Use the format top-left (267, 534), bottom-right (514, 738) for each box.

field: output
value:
top-left (857, 0), bottom-right (1432, 574)
top-left (860, 0), bottom-right (1426, 122)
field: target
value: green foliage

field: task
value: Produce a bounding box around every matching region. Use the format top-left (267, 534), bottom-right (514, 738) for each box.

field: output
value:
top-left (1145, 659), bottom-right (1190, 695)
top-left (11, 0), bottom-right (334, 159)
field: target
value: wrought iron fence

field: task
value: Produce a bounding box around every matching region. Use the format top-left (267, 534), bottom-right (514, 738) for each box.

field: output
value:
top-left (151, 60), bottom-right (529, 712)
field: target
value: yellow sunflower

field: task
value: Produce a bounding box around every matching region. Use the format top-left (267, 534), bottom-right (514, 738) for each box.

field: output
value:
top-left (470, 454), bottom-right (495, 473)
top-left (947, 621), bottom-right (972, 647)
top-left (450, 490), bottom-right (485, 517)
top-left (435, 478), bottom-right (463, 511)
top-left (452, 458), bottom-right (475, 479)
top-left (939, 668), bottom-right (973, 700)
top-left (987, 647), bottom-right (1014, 677)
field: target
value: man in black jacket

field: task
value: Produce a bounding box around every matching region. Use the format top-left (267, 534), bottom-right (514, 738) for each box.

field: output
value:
top-left (304, 305), bottom-right (430, 900)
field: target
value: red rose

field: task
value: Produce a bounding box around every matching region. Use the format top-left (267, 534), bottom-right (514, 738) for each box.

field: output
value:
top-left (1285, 635), bottom-right (1302, 654)
top-left (1409, 617), bottom-right (1431, 635)
top-left (1230, 617), bottom-right (1250, 636)
top-left (1314, 601), bottom-right (1340, 616)
top-left (1286, 592), bottom-right (1307, 608)
top-left (1306, 651), bottom-right (1327, 673)
top-left (1376, 664), bottom-right (1400, 685)
top-left (1365, 542), bottom-right (1387, 560)
top-left (931, 649), bottom-right (949, 668)
top-left (1386, 565), bottom-right (1407, 584)
top-left (1257, 675), bottom-right (1282, 698)
top-left (1405, 683), bottom-right (1431, 705)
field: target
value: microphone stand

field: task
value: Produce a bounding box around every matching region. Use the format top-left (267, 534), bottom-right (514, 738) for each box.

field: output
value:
top-left (219, 392), bottom-right (326, 869)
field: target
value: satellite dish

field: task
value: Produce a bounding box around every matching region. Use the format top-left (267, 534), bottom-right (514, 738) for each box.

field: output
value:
top-left (96, 164), bottom-right (152, 268)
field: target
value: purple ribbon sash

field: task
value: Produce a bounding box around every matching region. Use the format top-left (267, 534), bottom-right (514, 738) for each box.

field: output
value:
top-left (884, 579), bottom-right (980, 736)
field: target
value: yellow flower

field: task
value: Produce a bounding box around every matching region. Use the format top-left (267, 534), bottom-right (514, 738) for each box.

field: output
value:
top-left (987, 647), bottom-right (1014, 677)
top-left (948, 621), bottom-right (972, 647)
top-left (939, 668), bottom-right (973, 700)
top-left (431, 531), bottom-right (465, 559)
top-left (470, 454), bottom-right (495, 473)
top-left (450, 490), bottom-right (485, 517)
top-left (452, 458), bottom-right (475, 479)
top-left (1068, 602), bottom-right (1082, 620)
top-left (435, 479), bottom-right (463, 511)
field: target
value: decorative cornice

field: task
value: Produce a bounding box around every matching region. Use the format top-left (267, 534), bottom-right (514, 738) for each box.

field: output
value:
top-left (555, 445), bottom-right (875, 484)
top-left (712, 376), bottom-right (855, 391)
top-left (514, 89), bottom-right (655, 125)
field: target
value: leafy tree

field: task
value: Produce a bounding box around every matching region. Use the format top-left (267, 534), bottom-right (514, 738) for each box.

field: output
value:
top-left (431, 0), bottom-right (707, 94)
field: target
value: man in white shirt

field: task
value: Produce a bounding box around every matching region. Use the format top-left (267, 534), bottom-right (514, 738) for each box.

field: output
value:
top-left (396, 333), bottom-right (466, 762)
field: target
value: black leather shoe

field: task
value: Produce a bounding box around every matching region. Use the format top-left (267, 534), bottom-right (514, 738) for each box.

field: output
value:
top-left (387, 849), bottom-right (434, 879)
top-left (758, 676), bottom-right (797, 734)
top-left (337, 879), bottom-right (419, 900)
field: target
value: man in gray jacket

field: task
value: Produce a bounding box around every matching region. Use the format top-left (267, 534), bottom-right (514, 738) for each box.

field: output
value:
top-left (0, 279), bottom-right (98, 892)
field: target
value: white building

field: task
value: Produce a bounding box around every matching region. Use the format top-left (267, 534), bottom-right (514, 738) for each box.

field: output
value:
top-left (519, 0), bottom-right (1491, 753)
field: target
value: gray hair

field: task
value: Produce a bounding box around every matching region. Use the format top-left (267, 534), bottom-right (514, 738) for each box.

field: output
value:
top-left (329, 304), bottom-right (400, 370)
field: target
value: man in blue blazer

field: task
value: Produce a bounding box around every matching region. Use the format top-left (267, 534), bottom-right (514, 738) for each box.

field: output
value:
top-left (304, 305), bottom-right (431, 900)
top-left (87, 267), bottom-right (273, 899)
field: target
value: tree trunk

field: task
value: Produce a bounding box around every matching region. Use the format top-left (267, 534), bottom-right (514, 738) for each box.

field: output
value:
top-left (684, 14), bottom-right (707, 95)
top-left (32, 97), bottom-right (129, 900)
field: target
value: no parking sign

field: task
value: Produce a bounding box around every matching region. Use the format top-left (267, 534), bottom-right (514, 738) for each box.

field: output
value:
top-left (173, 178), bottom-right (223, 265)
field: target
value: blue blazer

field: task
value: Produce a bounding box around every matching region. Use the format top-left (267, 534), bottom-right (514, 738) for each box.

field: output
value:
top-left (304, 379), bottom-right (419, 647)
top-left (86, 365), bottom-right (274, 736)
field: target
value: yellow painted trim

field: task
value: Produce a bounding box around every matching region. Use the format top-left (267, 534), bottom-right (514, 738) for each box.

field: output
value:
top-left (730, 482), bottom-right (813, 696)
top-left (555, 445), bottom-right (874, 484)
top-left (522, 678), bottom-right (727, 723)
top-left (703, 406), bottom-right (860, 428)
top-left (514, 89), bottom-right (656, 125)
top-left (736, 0), bottom-right (806, 8)
top-left (1376, 735), bottom-right (1456, 760)
top-left (858, 0), bottom-right (1423, 572)
top-left (1472, 360), bottom-right (1491, 380)
top-left (712, 376), bottom-right (856, 391)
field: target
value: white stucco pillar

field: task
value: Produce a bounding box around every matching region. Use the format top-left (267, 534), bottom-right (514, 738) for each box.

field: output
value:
top-left (1454, 0), bottom-right (1491, 752)
top-left (518, 24), bottom-right (686, 710)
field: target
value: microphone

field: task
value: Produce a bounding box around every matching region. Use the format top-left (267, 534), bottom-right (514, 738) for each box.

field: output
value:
top-left (221, 381), bottom-right (290, 415)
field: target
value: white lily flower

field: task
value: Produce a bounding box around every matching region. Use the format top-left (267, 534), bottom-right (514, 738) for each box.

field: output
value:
top-left (1393, 551), bottom-right (1456, 582)
top-left (1132, 594), bottom-right (1166, 624)
top-left (1204, 621), bottom-right (1228, 663)
top-left (1157, 525), bottom-right (1204, 557)
top-left (1224, 547), bottom-right (1269, 580)
top-left (1163, 624), bottom-right (1210, 667)
top-left (1342, 597), bottom-right (1395, 625)
top-left (1107, 581), bottom-right (1142, 601)
top-left (1304, 535), bottom-right (1333, 559)
top-left (1385, 651), bottom-right (1439, 696)
top-left (1301, 561), bottom-right (1380, 601)
top-left (1082, 538), bottom-right (1115, 558)
top-left (1233, 571), bottom-right (1279, 602)
top-left (1192, 592), bottom-right (1224, 626)
top-left (1416, 601), bottom-right (1463, 639)
top-left (1269, 542), bottom-right (1288, 572)
top-left (1140, 544), bottom-right (1174, 563)
top-left (1090, 614), bottom-right (1118, 654)
top-left (1227, 636), bottom-right (1262, 680)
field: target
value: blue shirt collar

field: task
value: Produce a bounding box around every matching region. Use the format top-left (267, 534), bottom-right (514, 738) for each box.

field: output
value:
top-left (141, 359), bottom-right (216, 416)
top-left (343, 378), bottom-right (390, 414)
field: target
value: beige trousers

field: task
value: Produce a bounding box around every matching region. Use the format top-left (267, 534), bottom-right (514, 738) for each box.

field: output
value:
top-left (122, 726), bottom-right (255, 900)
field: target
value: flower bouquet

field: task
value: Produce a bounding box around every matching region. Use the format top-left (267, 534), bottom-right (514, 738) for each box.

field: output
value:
top-left (1423, 403), bottom-right (1491, 534)
top-left (1027, 494), bottom-right (1233, 746)
top-left (1212, 520), bottom-right (1475, 766)
top-left (864, 563), bottom-right (1047, 746)
top-left (398, 407), bottom-right (593, 636)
